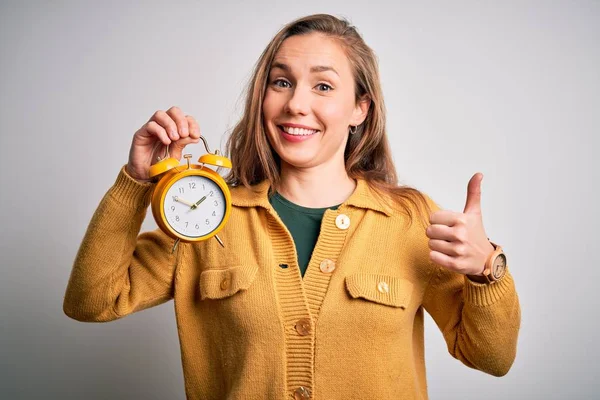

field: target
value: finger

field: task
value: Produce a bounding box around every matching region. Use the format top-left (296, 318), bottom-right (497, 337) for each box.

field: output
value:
top-left (426, 224), bottom-right (457, 242)
top-left (429, 250), bottom-right (461, 272)
top-left (145, 121), bottom-right (171, 146)
top-left (166, 106), bottom-right (190, 139)
top-left (464, 172), bottom-right (483, 214)
top-left (428, 238), bottom-right (462, 257)
top-left (170, 136), bottom-right (200, 160)
top-left (429, 210), bottom-right (463, 226)
top-left (150, 110), bottom-right (179, 141)
top-left (186, 115), bottom-right (201, 139)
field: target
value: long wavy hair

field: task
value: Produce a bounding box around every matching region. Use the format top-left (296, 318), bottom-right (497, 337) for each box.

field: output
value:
top-left (224, 14), bottom-right (433, 225)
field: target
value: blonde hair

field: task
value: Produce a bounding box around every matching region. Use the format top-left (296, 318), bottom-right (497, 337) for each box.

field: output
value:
top-left (224, 14), bottom-right (433, 225)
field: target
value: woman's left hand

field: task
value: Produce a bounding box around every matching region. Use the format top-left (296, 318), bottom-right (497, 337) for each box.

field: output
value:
top-left (425, 173), bottom-right (495, 276)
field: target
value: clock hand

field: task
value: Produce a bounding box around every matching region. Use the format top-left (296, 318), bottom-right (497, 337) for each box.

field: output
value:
top-left (193, 196), bottom-right (207, 208)
top-left (173, 196), bottom-right (196, 209)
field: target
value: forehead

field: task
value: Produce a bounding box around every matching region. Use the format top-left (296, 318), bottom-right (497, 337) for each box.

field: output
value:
top-left (272, 33), bottom-right (351, 74)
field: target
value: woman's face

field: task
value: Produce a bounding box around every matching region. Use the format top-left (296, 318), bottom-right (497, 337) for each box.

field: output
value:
top-left (262, 33), bottom-right (369, 170)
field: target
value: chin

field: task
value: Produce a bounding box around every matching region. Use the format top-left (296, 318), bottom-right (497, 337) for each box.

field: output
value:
top-left (278, 151), bottom-right (320, 169)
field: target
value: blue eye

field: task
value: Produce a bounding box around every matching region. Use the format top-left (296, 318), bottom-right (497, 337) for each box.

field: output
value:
top-left (273, 79), bottom-right (291, 88)
top-left (316, 83), bottom-right (333, 92)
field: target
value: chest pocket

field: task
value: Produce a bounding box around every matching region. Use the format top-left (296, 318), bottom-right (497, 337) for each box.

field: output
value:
top-left (345, 273), bottom-right (413, 309)
top-left (199, 264), bottom-right (258, 300)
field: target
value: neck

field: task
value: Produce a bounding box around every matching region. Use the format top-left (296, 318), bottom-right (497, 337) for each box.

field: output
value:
top-left (277, 158), bottom-right (356, 208)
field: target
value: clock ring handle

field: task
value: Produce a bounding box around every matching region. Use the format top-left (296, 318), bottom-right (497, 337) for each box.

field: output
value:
top-left (198, 136), bottom-right (212, 154)
top-left (198, 135), bottom-right (223, 156)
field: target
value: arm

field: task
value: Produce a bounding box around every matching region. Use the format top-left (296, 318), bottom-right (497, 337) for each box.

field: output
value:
top-left (423, 263), bottom-right (521, 376)
top-left (421, 195), bottom-right (521, 376)
top-left (63, 166), bottom-right (182, 322)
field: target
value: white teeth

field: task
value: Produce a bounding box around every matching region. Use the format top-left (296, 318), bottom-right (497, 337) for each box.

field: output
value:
top-left (281, 126), bottom-right (318, 136)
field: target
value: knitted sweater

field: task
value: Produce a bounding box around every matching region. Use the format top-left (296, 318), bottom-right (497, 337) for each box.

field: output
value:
top-left (63, 167), bottom-right (521, 400)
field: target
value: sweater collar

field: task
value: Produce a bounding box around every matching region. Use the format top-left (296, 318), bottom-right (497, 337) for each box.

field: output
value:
top-left (230, 178), bottom-right (393, 217)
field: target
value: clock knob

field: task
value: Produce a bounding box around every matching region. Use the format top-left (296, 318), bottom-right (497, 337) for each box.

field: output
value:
top-left (198, 152), bottom-right (232, 169)
top-left (148, 157), bottom-right (180, 178)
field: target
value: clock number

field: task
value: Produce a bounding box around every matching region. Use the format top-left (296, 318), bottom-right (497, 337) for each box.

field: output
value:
top-left (171, 206), bottom-right (175, 211)
top-left (175, 216), bottom-right (180, 222)
top-left (189, 182), bottom-right (196, 189)
top-left (185, 222), bottom-right (189, 228)
top-left (205, 219), bottom-right (210, 225)
top-left (209, 190), bottom-right (213, 197)
top-left (214, 200), bottom-right (218, 206)
top-left (195, 224), bottom-right (199, 229)
top-left (178, 187), bottom-right (184, 194)
top-left (212, 211), bottom-right (216, 217)
top-left (202, 184), bottom-right (205, 190)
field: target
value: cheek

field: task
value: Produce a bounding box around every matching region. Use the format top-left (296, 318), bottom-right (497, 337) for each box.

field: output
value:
top-left (262, 95), bottom-right (273, 120)
top-left (315, 97), bottom-right (355, 127)
top-left (262, 90), bottom-right (280, 120)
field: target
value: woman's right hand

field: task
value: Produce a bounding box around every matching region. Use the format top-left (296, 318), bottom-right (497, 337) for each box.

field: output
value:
top-left (126, 106), bottom-right (201, 182)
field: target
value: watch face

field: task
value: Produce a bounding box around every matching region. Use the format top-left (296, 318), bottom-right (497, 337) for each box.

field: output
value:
top-left (163, 175), bottom-right (227, 238)
top-left (492, 253), bottom-right (507, 279)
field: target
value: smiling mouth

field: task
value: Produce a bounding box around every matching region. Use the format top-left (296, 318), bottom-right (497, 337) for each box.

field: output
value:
top-left (278, 125), bottom-right (320, 136)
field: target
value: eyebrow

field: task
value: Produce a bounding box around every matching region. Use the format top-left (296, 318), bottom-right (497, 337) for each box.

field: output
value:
top-left (271, 62), bottom-right (339, 76)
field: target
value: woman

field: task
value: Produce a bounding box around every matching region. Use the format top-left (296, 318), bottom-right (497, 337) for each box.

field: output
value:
top-left (63, 14), bottom-right (521, 399)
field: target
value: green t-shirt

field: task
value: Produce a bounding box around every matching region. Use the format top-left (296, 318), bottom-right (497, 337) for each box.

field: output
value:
top-left (269, 192), bottom-right (340, 278)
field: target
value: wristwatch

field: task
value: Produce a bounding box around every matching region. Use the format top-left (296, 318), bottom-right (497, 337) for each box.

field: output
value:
top-left (482, 241), bottom-right (507, 283)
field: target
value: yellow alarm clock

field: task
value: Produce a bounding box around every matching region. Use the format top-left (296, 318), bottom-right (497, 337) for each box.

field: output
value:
top-left (148, 136), bottom-right (232, 249)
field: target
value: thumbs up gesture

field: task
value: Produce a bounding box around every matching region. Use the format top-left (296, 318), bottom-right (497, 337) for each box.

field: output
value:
top-left (425, 173), bottom-right (496, 276)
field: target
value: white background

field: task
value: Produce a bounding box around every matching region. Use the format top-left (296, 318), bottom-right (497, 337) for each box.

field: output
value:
top-left (1, 1), bottom-right (598, 399)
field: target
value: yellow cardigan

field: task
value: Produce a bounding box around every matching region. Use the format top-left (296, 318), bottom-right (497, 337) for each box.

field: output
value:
top-left (63, 167), bottom-right (521, 400)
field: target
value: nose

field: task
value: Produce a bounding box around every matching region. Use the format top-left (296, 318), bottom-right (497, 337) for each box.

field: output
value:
top-left (284, 86), bottom-right (310, 116)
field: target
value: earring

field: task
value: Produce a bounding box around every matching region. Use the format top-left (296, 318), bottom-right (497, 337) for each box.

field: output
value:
top-left (349, 125), bottom-right (357, 135)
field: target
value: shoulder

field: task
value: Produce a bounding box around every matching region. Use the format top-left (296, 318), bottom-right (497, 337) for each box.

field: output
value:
top-left (228, 180), bottom-right (271, 209)
top-left (364, 180), bottom-right (441, 224)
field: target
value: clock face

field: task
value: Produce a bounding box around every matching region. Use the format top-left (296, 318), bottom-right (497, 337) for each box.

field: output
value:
top-left (492, 253), bottom-right (507, 279)
top-left (163, 175), bottom-right (227, 238)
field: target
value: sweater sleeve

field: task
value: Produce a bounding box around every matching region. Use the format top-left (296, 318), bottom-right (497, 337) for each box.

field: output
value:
top-left (420, 196), bottom-right (521, 377)
top-left (63, 166), bottom-right (183, 322)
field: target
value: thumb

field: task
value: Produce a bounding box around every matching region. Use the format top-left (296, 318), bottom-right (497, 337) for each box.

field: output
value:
top-left (463, 172), bottom-right (483, 214)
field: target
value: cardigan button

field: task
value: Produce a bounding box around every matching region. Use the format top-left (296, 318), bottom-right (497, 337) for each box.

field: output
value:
top-left (220, 277), bottom-right (230, 290)
top-left (319, 259), bottom-right (336, 273)
top-left (294, 386), bottom-right (311, 399)
top-left (295, 318), bottom-right (312, 336)
top-left (377, 281), bottom-right (390, 294)
top-left (335, 214), bottom-right (350, 230)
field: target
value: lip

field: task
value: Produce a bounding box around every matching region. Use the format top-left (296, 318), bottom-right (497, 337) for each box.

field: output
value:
top-left (279, 123), bottom-right (320, 131)
top-left (276, 125), bottom-right (318, 143)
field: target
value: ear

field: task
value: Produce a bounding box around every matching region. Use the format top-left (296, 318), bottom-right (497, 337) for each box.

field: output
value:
top-left (350, 94), bottom-right (371, 126)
